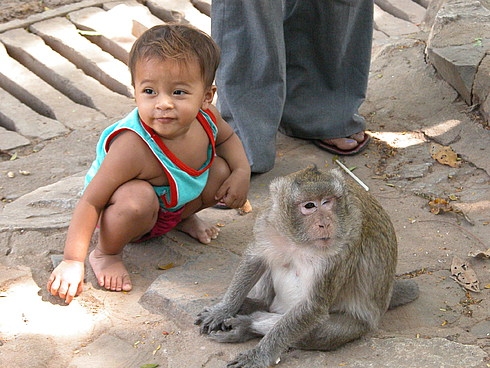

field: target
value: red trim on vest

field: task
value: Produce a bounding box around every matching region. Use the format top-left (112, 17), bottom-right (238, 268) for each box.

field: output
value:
top-left (104, 110), bottom-right (217, 209)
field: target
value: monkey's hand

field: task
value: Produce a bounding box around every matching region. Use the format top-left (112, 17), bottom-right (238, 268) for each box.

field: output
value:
top-left (195, 303), bottom-right (234, 334)
top-left (227, 346), bottom-right (278, 368)
top-left (208, 315), bottom-right (259, 343)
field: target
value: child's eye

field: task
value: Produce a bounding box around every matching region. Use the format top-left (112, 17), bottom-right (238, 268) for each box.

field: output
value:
top-left (173, 90), bottom-right (187, 96)
top-left (143, 88), bottom-right (155, 95)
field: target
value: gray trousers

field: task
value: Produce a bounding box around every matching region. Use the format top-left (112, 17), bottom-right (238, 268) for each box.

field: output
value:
top-left (211, 0), bottom-right (373, 173)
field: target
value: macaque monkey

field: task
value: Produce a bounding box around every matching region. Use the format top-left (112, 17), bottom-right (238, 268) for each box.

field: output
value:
top-left (195, 166), bottom-right (419, 368)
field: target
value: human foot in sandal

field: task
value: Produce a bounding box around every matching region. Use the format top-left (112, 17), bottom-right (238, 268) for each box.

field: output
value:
top-left (313, 132), bottom-right (370, 155)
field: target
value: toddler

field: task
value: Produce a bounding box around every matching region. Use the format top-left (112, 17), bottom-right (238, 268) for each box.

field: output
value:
top-left (47, 24), bottom-right (251, 304)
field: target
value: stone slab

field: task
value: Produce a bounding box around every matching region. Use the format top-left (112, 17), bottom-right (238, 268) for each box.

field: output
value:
top-left (427, 0), bottom-right (490, 48)
top-left (0, 86), bottom-right (68, 141)
top-left (102, 0), bottom-right (164, 31)
top-left (0, 0), bottom-right (107, 33)
top-left (0, 126), bottom-right (30, 151)
top-left (0, 28), bottom-right (134, 119)
top-left (68, 1), bottom-right (163, 64)
top-left (426, 44), bottom-right (486, 105)
top-left (331, 337), bottom-right (487, 367)
top-left (29, 17), bottom-right (133, 98)
top-left (374, 4), bottom-right (421, 36)
top-left (375, 0), bottom-right (427, 24)
top-left (0, 173), bottom-right (82, 231)
top-left (139, 248), bottom-right (240, 326)
top-left (145, 0), bottom-right (211, 34)
top-left (0, 40), bottom-right (105, 130)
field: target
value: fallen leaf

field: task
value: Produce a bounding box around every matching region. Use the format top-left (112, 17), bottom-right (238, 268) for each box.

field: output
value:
top-left (428, 197), bottom-right (452, 215)
top-left (140, 364), bottom-right (159, 368)
top-left (157, 263), bottom-right (174, 270)
top-left (237, 199), bottom-right (253, 215)
top-left (450, 256), bottom-right (480, 292)
top-left (430, 143), bottom-right (460, 168)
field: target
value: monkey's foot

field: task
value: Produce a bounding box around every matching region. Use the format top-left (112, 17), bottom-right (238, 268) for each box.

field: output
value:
top-left (177, 214), bottom-right (219, 244)
top-left (89, 247), bottom-right (132, 292)
top-left (227, 348), bottom-right (275, 368)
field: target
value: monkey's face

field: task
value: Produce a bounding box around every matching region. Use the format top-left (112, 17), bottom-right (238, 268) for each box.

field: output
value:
top-left (269, 166), bottom-right (347, 247)
top-left (294, 196), bottom-right (338, 247)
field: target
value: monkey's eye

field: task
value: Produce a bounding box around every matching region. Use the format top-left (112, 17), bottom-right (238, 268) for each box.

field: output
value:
top-left (321, 197), bottom-right (334, 208)
top-left (299, 201), bottom-right (318, 215)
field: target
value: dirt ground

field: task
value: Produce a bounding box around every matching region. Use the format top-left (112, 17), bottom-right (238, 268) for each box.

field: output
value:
top-left (0, 1), bottom-right (489, 368)
top-left (0, 0), bottom-right (83, 23)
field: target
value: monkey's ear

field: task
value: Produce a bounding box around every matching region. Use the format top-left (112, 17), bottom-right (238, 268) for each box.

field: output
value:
top-left (329, 168), bottom-right (347, 196)
top-left (269, 177), bottom-right (289, 200)
top-left (331, 168), bottom-right (344, 181)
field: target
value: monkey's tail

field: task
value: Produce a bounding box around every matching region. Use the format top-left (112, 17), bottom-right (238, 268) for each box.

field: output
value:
top-left (388, 279), bottom-right (419, 310)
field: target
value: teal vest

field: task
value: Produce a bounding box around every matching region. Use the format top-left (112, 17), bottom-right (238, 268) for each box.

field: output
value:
top-left (85, 108), bottom-right (217, 211)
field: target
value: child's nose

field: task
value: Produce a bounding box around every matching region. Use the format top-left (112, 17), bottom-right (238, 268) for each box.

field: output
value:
top-left (156, 94), bottom-right (173, 109)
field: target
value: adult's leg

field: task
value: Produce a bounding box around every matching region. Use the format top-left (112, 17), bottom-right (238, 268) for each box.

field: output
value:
top-left (280, 0), bottom-right (373, 140)
top-left (211, 0), bottom-right (286, 173)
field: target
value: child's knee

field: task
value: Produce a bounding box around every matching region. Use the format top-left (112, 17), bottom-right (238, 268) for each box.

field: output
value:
top-left (113, 180), bottom-right (158, 219)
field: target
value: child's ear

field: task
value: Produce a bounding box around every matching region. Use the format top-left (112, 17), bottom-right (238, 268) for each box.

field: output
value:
top-left (201, 85), bottom-right (217, 109)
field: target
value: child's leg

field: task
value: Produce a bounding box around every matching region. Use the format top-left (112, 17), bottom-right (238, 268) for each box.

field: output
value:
top-left (178, 157), bottom-right (230, 244)
top-left (89, 180), bottom-right (159, 291)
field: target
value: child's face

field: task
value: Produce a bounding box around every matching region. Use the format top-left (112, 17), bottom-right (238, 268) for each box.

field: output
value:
top-left (133, 56), bottom-right (214, 139)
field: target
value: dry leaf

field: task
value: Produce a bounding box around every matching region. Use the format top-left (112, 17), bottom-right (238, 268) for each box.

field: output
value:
top-left (157, 262), bottom-right (174, 270)
top-left (237, 199), bottom-right (253, 215)
top-left (468, 248), bottom-right (490, 259)
top-left (450, 256), bottom-right (480, 292)
top-left (428, 197), bottom-right (453, 215)
top-left (430, 143), bottom-right (460, 168)
top-left (427, 197), bottom-right (473, 224)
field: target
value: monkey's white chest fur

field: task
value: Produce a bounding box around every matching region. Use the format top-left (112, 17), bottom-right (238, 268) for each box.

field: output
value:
top-left (269, 263), bottom-right (314, 313)
top-left (266, 243), bottom-right (325, 314)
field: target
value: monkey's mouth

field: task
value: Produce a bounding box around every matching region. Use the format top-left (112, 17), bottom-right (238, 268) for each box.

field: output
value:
top-left (315, 237), bottom-right (332, 245)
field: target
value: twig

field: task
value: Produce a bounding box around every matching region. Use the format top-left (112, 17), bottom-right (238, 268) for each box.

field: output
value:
top-left (335, 159), bottom-right (369, 191)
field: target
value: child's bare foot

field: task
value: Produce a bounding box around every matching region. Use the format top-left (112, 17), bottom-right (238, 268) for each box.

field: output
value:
top-left (89, 247), bottom-right (132, 292)
top-left (177, 214), bottom-right (219, 244)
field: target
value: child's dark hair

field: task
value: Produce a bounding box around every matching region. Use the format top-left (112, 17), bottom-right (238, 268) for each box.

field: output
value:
top-left (128, 24), bottom-right (220, 87)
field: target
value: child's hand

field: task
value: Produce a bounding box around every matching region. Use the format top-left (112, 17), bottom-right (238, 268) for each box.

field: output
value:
top-left (47, 260), bottom-right (85, 304)
top-left (215, 169), bottom-right (250, 209)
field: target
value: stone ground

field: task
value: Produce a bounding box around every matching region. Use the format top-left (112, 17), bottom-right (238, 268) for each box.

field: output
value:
top-left (0, 0), bottom-right (489, 367)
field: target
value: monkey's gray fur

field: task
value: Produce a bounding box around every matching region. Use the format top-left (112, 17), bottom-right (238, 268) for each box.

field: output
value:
top-left (196, 166), bottom-right (419, 368)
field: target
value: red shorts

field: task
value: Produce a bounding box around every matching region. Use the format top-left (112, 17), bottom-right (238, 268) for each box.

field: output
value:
top-left (135, 206), bottom-right (185, 243)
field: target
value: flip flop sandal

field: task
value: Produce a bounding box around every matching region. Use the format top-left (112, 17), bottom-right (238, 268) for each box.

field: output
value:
top-left (313, 133), bottom-right (371, 156)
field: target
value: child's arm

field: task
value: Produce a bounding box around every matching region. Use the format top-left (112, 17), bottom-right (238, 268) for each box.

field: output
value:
top-left (210, 105), bottom-right (251, 208)
top-left (47, 131), bottom-right (148, 303)
top-left (47, 196), bottom-right (101, 304)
